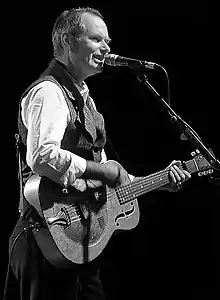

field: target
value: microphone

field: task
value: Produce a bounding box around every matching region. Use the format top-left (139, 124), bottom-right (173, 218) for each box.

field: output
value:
top-left (104, 54), bottom-right (157, 69)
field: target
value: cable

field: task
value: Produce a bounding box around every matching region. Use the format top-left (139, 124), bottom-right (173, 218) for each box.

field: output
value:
top-left (158, 64), bottom-right (171, 106)
top-left (3, 223), bottom-right (36, 300)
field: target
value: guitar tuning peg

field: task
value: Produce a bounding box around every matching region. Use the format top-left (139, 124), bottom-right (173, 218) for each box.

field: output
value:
top-left (191, 151), bottom-right (196, 157)
top-left (191, 149), bottom-right (200, 157)
top-left (198, 171), bottom-right (206, 177)
top-left (198, 169), bottom-right (214, 177)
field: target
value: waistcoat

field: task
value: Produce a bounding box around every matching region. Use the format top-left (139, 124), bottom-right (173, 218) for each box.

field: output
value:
top-left (17, 59), bottom-right (106, 212)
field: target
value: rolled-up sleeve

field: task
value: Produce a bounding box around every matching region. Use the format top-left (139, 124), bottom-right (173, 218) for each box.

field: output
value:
top-left (21, 81), bottom-right (87, 187)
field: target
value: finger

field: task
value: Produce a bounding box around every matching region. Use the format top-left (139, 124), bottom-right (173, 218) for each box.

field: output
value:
top-left (182, 170), bottom-right (191, 180)
top-left (173, 165), bottom-right (192, 182)
top-left (169, 166), bottom-right (181, 183)
top-left (172, 165), bottom-right (186, 181)
top-left (172, 160), bottom-right (181, 167)
top-left (166, 160), bottom-right (181, 169)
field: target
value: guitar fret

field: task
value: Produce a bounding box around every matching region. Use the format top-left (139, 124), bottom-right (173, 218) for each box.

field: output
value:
top-left (113, 155), bottom-right (209, 206)
top-left (117, 170), bottom-right (169, 204)
top-left (183, 159), bottom-right (196, 174)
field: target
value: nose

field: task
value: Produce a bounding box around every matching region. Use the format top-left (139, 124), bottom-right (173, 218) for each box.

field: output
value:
top-left (100, 40), bottom-right (110, 54)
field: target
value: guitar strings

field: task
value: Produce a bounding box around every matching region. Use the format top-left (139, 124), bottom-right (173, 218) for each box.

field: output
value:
top-left (100, 170), bottom-right (168, 209)
top-left (115, 169), bottom-right (169, 203)
top-left (63, 160), bottom-right (196, 219)
top-left (117, 178), bottom-right (168, 204)
top-left (112, 159), bottom-right (196, 205)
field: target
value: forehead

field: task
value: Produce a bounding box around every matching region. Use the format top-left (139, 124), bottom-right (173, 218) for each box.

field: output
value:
top-left (80, 12), bottom-right (108, 36)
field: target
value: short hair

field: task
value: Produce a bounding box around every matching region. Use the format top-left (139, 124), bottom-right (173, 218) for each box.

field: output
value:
top-left (52, 7), bottom-right (103, 56)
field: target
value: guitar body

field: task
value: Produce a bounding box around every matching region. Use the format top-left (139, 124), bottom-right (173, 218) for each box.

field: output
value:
top-left (24, 171), bottom-right (140, 268)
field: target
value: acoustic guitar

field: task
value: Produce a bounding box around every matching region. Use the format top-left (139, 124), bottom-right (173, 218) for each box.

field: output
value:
top-left (24, 152), bottom-right (212, 268)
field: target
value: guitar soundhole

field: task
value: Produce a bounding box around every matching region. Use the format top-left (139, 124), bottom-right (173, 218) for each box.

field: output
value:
top-left (62, 204), bottom-right (108, 246)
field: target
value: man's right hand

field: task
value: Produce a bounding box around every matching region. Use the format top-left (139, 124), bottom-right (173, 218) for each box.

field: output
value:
top-left (81, 160), bottom-right (129, 188)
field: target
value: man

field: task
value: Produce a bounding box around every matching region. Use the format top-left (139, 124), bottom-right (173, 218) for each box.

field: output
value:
top-left (4, 7), bottom-right (191, 300)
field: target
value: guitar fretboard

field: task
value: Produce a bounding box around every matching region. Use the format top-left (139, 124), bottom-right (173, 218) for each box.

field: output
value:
top-left (114, 158), bottom-right (198, 205)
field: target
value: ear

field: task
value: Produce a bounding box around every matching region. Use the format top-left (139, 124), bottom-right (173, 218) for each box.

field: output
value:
top-left (61, 32), bottom-right (78, 53)
top-left (61, 32), bottom-right (71, 48)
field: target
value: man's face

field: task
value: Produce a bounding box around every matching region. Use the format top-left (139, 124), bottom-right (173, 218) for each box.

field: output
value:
top-left (70, 12), bottom-right (111, 78)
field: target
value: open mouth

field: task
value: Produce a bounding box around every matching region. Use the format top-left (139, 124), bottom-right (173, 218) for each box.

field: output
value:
top-left (93, 55), bottom-right (104, 64)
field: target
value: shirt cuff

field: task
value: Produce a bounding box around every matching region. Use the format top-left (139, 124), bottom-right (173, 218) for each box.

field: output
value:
top-left (60, 154), bottom-right (87, 186)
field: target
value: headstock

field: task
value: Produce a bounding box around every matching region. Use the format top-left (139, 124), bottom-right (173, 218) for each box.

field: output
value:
top-left (191, 149), bottom-right (214, 177)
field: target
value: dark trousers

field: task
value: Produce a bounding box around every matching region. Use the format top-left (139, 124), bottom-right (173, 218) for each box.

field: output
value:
top-left (4, 217), bottom-right (106, 300)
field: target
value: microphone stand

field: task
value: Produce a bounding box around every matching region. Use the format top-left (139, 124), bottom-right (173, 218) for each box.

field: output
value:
top-left (134, 71), bottom-right (220, 175)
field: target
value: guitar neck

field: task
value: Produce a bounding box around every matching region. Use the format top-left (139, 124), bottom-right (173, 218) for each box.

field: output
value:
top-left (115, 158), bottom-right (199, 205)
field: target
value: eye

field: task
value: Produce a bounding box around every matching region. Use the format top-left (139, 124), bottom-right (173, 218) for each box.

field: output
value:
top-left (90, 36), bottom-right (111, 46)
top-left (91, 37), bottom-right (101, 43)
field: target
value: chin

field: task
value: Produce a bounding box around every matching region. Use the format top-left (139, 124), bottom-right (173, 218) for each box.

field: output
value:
top-left (92, 64), bottom-right (104, 74)
top-left (85, 62), bottom-right (104, 78)
top-left (96, 65), bottom-right (104, 73)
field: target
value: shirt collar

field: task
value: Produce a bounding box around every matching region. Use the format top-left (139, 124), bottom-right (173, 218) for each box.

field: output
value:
top-left (55, 58), bottom-right (89, 102)
top-left (74, 81), bottom-right (89, 102)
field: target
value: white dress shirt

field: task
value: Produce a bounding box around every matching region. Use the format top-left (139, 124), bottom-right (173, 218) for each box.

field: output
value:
top-left (21, 80), bottom-right (107, 188)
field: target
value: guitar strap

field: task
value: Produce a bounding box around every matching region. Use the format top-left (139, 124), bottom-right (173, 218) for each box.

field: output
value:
top-left (14, 133), bottom-right (34, 219)
top-left (15, 133), bottom-right (26, 216)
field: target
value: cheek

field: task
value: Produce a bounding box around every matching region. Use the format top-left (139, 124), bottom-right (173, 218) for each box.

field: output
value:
top-left (77, 47), bottom-right (95, 61)
top-left (78, 40), bottom-right (97, 54)
top-left (75, 41), bottom-right (98, 63)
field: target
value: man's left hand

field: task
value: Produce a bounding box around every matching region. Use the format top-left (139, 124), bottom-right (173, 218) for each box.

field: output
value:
top-left (161, 160), bottom-right (191, 192)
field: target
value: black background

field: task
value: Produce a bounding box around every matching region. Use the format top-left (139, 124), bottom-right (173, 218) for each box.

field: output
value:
top-left (3, 2), bottom-right (219, 299)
